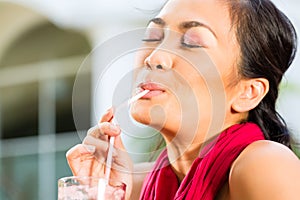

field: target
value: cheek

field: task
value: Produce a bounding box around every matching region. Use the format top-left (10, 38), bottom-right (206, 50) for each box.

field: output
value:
top-left (191, 79), bottom-right (213, 117)
top-left (173, 68), bottom-right (214, 129)
top-left (175, 65), bottom-right (215, 123)
top-left (133, 48), bottom-right (153, 68)
top-left (210, 37), bottom-right (240, 84)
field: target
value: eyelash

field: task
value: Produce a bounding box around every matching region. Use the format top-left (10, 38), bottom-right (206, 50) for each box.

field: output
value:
top-left (181, 38), bottom-right (202, 48)
top-left (141, 38), bottom-right (162, 42)
top-left (142, 35), bottom-right (203, 48)
top-left (181, 43), bottom-right (202, 48)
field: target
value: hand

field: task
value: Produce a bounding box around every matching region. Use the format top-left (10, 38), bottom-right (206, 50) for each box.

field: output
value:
top-left (66, 108), bottom-right (133, 198)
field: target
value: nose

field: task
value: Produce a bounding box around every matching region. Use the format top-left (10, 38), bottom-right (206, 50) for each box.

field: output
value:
top-left (144, 47), bottom-right (174, 70)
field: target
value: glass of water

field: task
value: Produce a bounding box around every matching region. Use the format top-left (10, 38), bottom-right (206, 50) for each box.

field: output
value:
top-left (58, 176), bottom-right (126, 200)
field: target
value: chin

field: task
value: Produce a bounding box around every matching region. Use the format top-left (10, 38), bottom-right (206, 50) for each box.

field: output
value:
top-left (130, 101), bottom-right (168, 127)
top-left (130, 103), bottom-right (151, 125)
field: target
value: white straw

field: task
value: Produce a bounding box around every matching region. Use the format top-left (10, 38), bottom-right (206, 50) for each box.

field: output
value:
top-left (127, 90), bottom-right (150, 105)
top-left (104, 136), bottom-right (115, 181)
top-left (97, 178), bottom-right (106, 200)
top-left (98, 90), bottom-right (149, 199)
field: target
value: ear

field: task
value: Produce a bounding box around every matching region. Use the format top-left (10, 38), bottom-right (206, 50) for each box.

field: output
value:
top-left (232, 78), bottom-right (269, 113)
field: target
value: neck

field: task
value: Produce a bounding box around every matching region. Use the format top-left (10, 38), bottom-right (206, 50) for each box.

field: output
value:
top-left (161, 124), bottom-right (229, 182)
top-left (167, 142), bottom-right (201, 181)
top-left (159, 115), bottom-right (242, 181)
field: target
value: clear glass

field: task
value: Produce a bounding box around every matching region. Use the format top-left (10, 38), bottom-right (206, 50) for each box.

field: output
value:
top-left (58, 176), bottom-right (126, 200)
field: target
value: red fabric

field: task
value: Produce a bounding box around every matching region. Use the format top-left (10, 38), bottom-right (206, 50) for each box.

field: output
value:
top-left (139, 122), bottom-right (265, 200)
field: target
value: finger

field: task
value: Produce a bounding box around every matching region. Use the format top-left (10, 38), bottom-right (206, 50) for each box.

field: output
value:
top-left (87, 122), bottom-right (121, 138)
top-left (98, 122), bottom-right (121, 137)
top-left (66, 144), bottom-right (95, 159)
top-left (100, 108), bottom-right (114, 123)
top-left (112, 136), bottom-right (133, 172)
top-left (114, 135), bottom-right (126, 150)
top-left (87, 126), bottom-right (106, 139)
top-left (66, 144), bottom-right (97, 176)
top-left (83, 134), bottom-right (109, 161)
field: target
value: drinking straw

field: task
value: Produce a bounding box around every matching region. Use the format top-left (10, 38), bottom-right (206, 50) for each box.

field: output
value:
top-left (98, 89), bottom-right (149, 200)
top-left (97, 178), bottom-right (106, 200)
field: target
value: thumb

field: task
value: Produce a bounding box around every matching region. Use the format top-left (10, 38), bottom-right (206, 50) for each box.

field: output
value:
top-left (114, 135), bottom-right (125, 150)
top-left (112, 135), bottom-right (133, 173)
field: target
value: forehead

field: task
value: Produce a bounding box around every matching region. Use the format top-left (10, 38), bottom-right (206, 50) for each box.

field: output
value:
top-left (155, 0), bottom-right (232, 38)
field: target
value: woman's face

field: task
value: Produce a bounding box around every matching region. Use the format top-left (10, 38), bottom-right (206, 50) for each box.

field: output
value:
top-left (131, 0), bottom-right (241, 141)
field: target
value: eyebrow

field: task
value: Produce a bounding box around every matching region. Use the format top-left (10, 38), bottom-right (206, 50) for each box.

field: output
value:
top-left (148, 18), bottom-right (166, 26)
top-left (148, 18), bottom-right (217, 39)
top-left (180, 21), bottom-right (217, 38)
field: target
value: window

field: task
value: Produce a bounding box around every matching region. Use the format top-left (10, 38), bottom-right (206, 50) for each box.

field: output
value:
top-left (0, 16), bottom-right (92, 199)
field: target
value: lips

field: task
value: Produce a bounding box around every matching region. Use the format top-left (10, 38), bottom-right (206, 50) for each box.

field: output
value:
top-left (138, 82), bottom-right (166, 99)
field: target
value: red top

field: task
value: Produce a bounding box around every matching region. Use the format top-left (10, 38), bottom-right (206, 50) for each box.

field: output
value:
top-left (139, 123), bottom-right (265, 200)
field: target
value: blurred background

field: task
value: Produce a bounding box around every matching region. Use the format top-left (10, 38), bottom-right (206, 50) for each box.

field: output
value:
top-left (0, 0), bottom-right (299, 199)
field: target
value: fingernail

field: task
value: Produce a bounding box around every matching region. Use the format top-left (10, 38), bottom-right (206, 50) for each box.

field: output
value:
top-left (105, 108), bottom-right (113, 114)
top-left (83, 144), bottom-right (96, 153)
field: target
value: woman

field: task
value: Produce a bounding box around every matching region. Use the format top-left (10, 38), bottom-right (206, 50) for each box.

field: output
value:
top-left (66, 0), bottom-right (300, 199)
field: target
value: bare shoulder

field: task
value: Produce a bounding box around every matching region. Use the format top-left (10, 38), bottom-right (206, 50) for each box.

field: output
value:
top-left (228, 140), bottom-right (300, 200)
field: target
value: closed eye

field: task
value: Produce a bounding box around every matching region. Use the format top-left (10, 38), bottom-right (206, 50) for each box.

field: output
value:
top-left (142, 27), bottom-right (164, 43)
top-left (181, 42), bottom-right (203, 48)
top-left (142, 38), bottom-right (162, 42)
top-left (181, 37), bottom-right (203, 48)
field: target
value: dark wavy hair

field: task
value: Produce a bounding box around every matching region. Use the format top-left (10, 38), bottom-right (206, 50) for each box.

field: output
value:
top-left (227, 0), bottom-right (297, 147)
